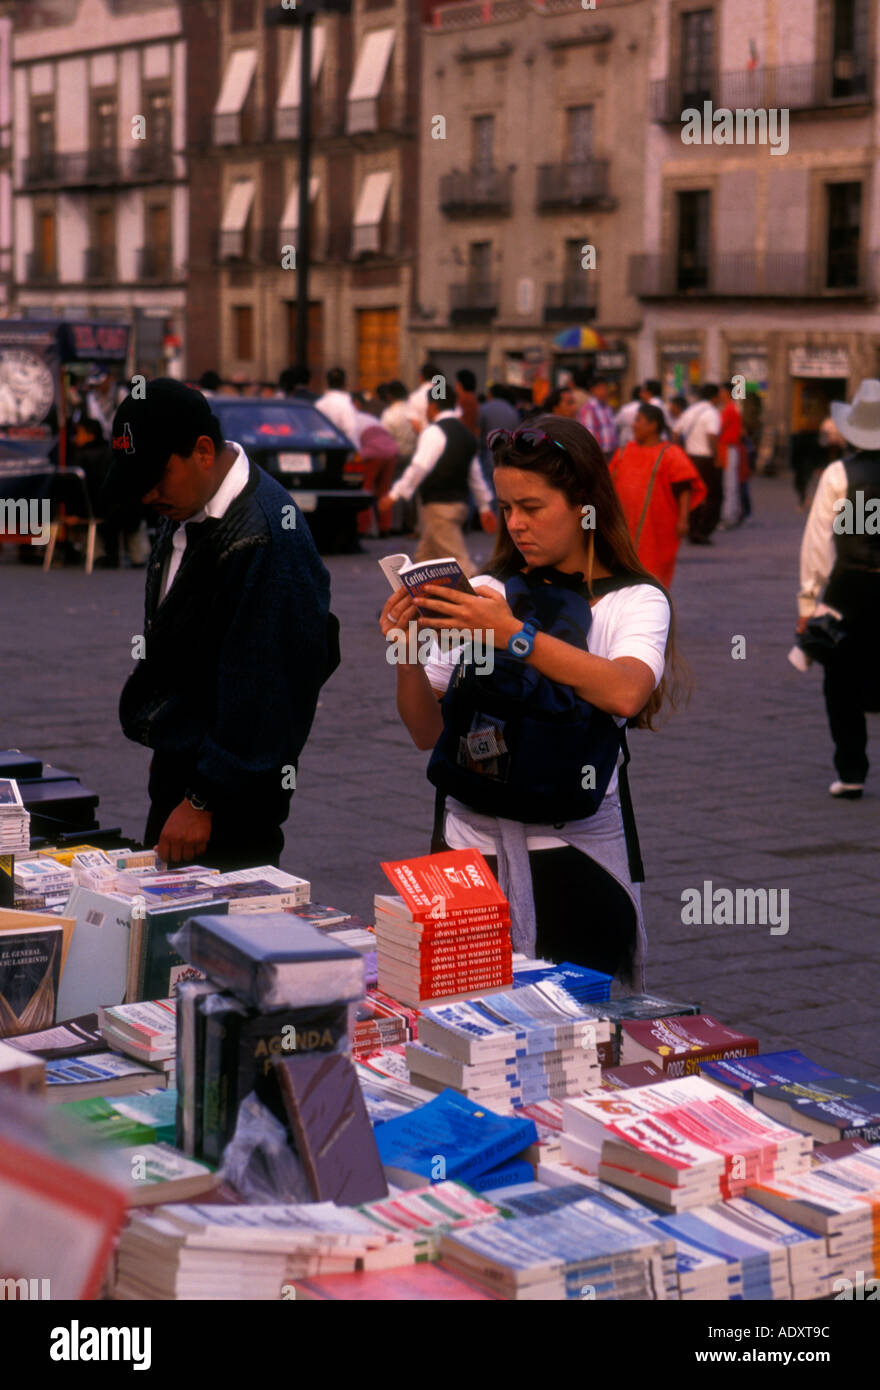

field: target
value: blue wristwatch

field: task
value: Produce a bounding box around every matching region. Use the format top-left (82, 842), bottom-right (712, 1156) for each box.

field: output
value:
top-left (507, 618), bottom-right (541, 658)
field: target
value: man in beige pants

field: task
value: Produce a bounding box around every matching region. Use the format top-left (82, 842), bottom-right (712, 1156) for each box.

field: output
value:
top-left (378, 374), bottom-right (496, 575)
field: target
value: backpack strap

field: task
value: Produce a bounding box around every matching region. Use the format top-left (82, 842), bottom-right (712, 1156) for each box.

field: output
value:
top-left (633, 446), bottom-right (668, 548)
top-left (616, 726), bottom-right (645, 883)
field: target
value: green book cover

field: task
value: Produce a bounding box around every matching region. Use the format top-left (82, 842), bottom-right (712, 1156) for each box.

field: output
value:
top-left (138, 900), bottom-right (230, 1002)
top-left (58, 1090), bottom-right (177, 1146)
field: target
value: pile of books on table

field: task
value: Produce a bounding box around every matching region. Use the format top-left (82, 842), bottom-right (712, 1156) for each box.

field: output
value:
top-left (375, 850), bottom-right (513, 1007)
top-left (0, 779), bottom-right (30, 857)
top-left (405, 982), bottom-right (609, 1114)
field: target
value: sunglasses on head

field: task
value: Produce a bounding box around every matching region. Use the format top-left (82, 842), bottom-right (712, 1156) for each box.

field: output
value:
top-left (487, 426), bottom-right (568, 457)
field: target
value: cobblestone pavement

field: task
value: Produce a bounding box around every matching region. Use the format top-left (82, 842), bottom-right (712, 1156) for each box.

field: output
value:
top-left (3, 473), bottom-right (879, 1077)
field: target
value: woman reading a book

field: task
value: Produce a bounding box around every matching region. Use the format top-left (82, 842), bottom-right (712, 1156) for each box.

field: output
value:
top-left (379, 416), bottom-right (685, 986)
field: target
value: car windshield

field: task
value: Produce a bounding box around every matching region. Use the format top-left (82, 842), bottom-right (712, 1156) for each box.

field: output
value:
top-left (212, 401), bottom-right (351, 450)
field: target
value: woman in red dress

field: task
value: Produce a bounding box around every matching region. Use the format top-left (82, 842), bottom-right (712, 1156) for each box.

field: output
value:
top-left (608, 403), bottom-right (707, 586)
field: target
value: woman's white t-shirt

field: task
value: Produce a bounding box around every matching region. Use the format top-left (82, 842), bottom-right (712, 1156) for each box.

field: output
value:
top-left (422, 575), bottom-right (671, 854)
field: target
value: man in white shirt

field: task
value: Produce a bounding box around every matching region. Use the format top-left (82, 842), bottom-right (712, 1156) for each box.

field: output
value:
top-left (614, 387), bottom-right (643, 448)
top-left (797, 378), bottom-right (880, 799)
top-left (315, 366), bottom-right (360, 447)
top-left (407, 361), bottom-right (441, 436)
top-left (675, 383), bottom-right (722, 544)
top-left (378, 374), bottom-right (496, 575)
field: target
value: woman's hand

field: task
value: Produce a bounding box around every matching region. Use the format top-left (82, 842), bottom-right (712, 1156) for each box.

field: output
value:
top-left (417, 584), bottom-right (519, 649)
top-left (379, 587), bottom-right (420, 639)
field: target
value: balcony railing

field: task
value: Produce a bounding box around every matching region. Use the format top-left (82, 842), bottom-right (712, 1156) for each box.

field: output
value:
top-left (219, 224), bottom-right (410, 266)
top-left (440, 168), bottom-right (512, 215)
top-left (196, 90), bottom-right (417, 149)
top-left (536, 160), bottom-right (613, 210)
top-left (20, 146), bottom-right (175, 188)
top-left (25, 253), bottom-right (56, 285)
top-left (84, 246), bottom-right (116, 282)
top-left (431, 0), bottom-right (527, 29)
top-left (543, 279), bottom-right (598, 322)
top-left (630, 251), bottom-right (880, 298)
top-left (137, 245), bottom-right (175, 280)
top-left (449, 280), bottom-right (499, 321)
top-left (651, 59), bottom-right (875, 123)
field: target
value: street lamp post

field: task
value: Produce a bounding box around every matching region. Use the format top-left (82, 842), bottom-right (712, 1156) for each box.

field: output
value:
top-left (267, 0), bottom-right (351, 376)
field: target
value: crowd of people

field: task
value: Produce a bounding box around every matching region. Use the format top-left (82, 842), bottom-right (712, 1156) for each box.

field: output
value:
top-left (279, 360), bottom-right (756, 591)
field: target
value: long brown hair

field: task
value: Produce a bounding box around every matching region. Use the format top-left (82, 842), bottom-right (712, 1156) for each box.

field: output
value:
top-left (487, 414), bottom-right (690, 728)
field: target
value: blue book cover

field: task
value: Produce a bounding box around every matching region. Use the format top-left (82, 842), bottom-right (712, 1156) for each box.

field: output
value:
top-left (513, 961), bottom-right (612, 1003)
top-left (700, 1050), bottom-right (841, 1099)
top-left (374, 1088), bottom-right (537, 1184)
top-left (469, 1158), bottom-right (534, 1193)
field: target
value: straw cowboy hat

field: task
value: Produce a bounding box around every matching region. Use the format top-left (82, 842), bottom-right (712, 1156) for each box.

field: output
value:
top-left (832, 379), bottom-right (880, 450)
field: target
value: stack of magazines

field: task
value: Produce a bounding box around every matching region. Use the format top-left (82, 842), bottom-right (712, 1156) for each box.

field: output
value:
top-left (0, 779), bottom-right (30, 857)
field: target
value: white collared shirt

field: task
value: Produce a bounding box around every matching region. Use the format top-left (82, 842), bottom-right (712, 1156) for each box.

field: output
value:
top-left (798, 458), bottom-right (847, 617)
top-left (159, 441), bottom-right (250, 603)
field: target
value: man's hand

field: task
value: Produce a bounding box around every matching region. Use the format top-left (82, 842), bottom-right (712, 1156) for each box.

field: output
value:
top-left (377, 494), bottom-right (395, 529)
top-left (157, 800), bottom-right (212, 865)
top-left (479, 508), bottom-right (498, 534)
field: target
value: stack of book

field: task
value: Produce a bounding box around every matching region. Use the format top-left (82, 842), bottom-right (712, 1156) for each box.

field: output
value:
top-left (113, 1201), bottom-right (418, 1300)
top-left (512, 959), bottom-right (612, 1005)
top-left (351, 996), bottom-right (410, 1059)
top-left (747, 1146), bottom-right (880, 1290)
top-left (439, 1194), bottom-right (675, 1300)
top-left (560, 1075), bottom-right (812, 1211)
top-left (648, 1199), bottom-right (830, 1300)
top-left (405, 983), bottom-right (609, 1114)
top-left (44, 1051), bottom-right (174, 1101)
top-left (375, 1087), bottom-right (538, 1193)
top-left (171, 913), bottom-right (385, 1204)
top-left (618, 1014), bottom-right (759, 1078)
top-left (0, 779), bottom-right (29, 856)
top-left (359, 1181), bottom-right (501, 1261)
top-left (13, 857), bottom-right (74, 912)
top-left (375, 850), bottom-right (512, 1007)
top-left (99, 1000), bottom-right (176, 1077)
top-left (596, 994), bottom-right (702, 1066)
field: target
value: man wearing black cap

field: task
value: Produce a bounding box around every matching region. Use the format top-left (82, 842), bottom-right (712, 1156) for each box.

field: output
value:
top-left (105, 378), bottom-right (338, 869)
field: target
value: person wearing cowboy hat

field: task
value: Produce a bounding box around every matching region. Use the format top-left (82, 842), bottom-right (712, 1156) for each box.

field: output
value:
top-left (797, 378), bottom-right (880, 799)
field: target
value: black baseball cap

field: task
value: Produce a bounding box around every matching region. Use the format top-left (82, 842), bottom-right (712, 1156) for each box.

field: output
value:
top-left (101, 377), bottom-right (224, 507)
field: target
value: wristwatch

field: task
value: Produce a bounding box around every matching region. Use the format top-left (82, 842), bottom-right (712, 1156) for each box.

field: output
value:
top-left (507, 618), bottom-right (541, 659)
top-left (185, 788), bottom-right (211, 813)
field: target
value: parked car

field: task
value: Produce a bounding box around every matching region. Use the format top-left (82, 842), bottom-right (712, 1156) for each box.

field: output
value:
top-left (209, 396), bottom-right (372, 552)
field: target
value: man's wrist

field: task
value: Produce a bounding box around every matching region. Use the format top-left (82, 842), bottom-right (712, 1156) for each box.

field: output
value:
top-left (184, 788), bottom-right (212, 813)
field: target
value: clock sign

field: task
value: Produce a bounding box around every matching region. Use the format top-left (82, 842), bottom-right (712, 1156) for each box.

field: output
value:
top-left (0, 348), bottom-right (56, 428)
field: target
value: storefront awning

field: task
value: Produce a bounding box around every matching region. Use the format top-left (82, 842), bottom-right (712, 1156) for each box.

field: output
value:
top-left (352, 170), bottom-right (392, 255)
top-left (213, 48), bottom-right (257, 144)
top-left (276, 28), bottom-right (326, 140)
top-left (346, 28), bottom-right (395, 134)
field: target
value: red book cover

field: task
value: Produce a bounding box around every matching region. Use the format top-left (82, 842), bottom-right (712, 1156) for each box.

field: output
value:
top-left (622, 1014), bottom-right (759, 1073)
top-left (601, 1061), bottom-right (665, 1090)
top-left (380, 851), bottom-right (508, 923)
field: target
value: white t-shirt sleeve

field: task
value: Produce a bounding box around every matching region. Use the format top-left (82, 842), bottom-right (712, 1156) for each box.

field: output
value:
top-left (592, 585), bottom-right (670, 688)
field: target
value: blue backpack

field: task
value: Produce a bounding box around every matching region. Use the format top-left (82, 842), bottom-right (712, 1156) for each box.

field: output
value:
top-left (426, 569), bottom-right (660, 835)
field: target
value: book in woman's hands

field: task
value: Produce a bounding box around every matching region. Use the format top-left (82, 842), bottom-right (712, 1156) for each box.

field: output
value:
top-left (378, 553), bottom-right (475, 614)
